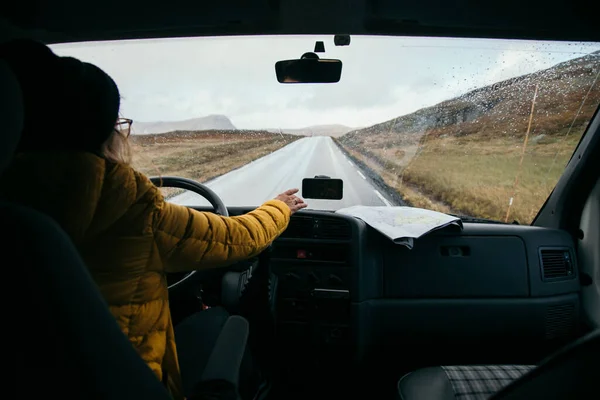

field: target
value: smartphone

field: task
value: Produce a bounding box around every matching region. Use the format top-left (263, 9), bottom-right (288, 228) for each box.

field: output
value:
top-left (302, 176), bottom-right (343, 200)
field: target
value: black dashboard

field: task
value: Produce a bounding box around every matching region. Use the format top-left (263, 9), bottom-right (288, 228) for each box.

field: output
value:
top-left (270, 210), bottom-right (580, 366)
top-left (195, 207), bottom-right (581, 373)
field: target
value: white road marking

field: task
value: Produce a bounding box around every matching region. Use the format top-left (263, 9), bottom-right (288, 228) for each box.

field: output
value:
top-left (374, 190), bottom-right (392, 207)
top-left (357, 170), bottom-right (366, 180)
top-left (348, 160), bottom-right (354, 167)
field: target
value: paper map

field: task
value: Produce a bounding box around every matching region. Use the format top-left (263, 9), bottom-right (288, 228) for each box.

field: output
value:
top-left (336, 206), bottom-right (463, 249)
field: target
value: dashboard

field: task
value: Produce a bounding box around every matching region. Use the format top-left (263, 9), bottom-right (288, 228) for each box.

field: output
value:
top-left (195, 207), bottom-right (581, 371)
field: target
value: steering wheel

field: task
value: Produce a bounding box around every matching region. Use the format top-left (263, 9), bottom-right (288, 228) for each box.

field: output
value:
top-left (150, 176), bottom-right (229, 292)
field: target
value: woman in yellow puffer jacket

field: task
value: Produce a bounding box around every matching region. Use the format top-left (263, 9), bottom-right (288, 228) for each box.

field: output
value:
top-left (0, 39), bottom-right (307, 399)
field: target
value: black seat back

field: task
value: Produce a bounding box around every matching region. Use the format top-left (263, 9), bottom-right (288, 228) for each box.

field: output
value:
top-left (2, 57), bottom-right (170, 399)
top-left (10, 204), bottom-right (173, 399)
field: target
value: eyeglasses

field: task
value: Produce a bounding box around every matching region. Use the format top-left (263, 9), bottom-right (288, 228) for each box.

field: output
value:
top-left (115, 118), bottom-right (133, 137)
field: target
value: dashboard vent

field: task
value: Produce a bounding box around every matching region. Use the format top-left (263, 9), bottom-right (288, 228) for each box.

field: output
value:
top-left (314, 217), bottom-right (352, 240)
top-left (280, 216), bottom-right (352, 240)
top-left (540, 248), bottom-right (574, 280)
top-left (281, 216), bottom-right (314, 238)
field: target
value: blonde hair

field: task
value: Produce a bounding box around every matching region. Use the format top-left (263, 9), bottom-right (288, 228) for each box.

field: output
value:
top-left (100, 129), bottom-right (132, 164)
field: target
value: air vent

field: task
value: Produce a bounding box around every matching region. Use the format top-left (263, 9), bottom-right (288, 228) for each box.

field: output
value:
top-left (280, 216), bottom-right (351, 240)
top-left (281, 216), bottom-right (314, 238)
top-left (545, 303), bottom-right (576, 340)
top-left (314, 217), bottom-right (351, 240)
top-left (540, 248), bottom-right (574, 280)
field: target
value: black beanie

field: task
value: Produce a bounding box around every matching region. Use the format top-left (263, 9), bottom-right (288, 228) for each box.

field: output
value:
top-left (0, 39), bottom-right (121, 153)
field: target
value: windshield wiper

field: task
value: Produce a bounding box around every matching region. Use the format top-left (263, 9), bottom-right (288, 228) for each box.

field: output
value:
top-left (449, 214), bottom-right (511, 224)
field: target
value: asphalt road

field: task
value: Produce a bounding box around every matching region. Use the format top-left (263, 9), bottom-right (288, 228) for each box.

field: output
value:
top-left (170, 136), bottom-right (394, 211)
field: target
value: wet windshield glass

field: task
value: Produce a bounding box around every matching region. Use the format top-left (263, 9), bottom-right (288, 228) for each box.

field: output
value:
top-left (51, 36), bottom-right (600, 223)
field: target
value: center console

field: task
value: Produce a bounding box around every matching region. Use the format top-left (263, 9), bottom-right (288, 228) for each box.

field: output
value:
top-left (270, 214), bottom-right (355, 375)
top-left (272, 241), bottom-right (352, 345)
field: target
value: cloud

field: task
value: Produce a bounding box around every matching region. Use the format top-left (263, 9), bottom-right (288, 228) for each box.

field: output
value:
top-left (50, 36), bottom-right (600, 129)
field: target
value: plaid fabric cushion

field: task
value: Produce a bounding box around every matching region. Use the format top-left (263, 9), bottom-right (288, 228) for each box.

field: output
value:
top-left (441, 365), bottom-right (535, 400)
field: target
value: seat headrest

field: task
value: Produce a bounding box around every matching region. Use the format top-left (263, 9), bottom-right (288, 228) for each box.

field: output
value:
top-left (0, 59), bottom-right (23, 172)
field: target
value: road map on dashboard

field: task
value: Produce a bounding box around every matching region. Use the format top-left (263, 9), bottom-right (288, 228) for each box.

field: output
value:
top-left (336, 206), bottom-right (463, 249)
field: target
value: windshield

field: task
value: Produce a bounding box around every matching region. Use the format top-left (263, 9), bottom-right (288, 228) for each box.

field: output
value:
top-left (50, 35), bottom-right (600, 224)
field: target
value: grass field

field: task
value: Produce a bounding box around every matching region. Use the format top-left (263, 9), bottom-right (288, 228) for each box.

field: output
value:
top-left (338, 133), bottom-right (582, 224)
top-left (338, 52), bottom-right (600, 224)
top-left (130, 130), bottom-right (299, 197)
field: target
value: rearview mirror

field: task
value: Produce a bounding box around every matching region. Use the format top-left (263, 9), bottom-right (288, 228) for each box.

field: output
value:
top-left (302, 176), bottom-right (344, 199)
top-left (275, 56), bottom-right (342, 84)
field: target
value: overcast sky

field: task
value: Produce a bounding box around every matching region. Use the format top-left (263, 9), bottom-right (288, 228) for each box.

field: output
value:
top-left (50, 35), bottom-right (600, 130)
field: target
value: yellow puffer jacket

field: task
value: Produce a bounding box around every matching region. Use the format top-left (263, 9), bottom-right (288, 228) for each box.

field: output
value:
top-left (0, 151), bottom-right (291, 399)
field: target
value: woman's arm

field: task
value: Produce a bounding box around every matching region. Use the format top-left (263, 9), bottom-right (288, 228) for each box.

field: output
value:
top-left (153, 189), bottom-right (306, 272)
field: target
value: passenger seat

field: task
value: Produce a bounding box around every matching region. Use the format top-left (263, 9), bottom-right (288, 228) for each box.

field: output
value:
top-left (397, 329), bottom-right (599, 399)
top-left (397, 365), bottom-right (535, 400)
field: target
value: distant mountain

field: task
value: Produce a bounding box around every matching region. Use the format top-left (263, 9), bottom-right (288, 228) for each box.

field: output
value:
top-left (133, 114), bottom-right (236, 134)
top-left (268, 124), bottom-right (355, 137)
